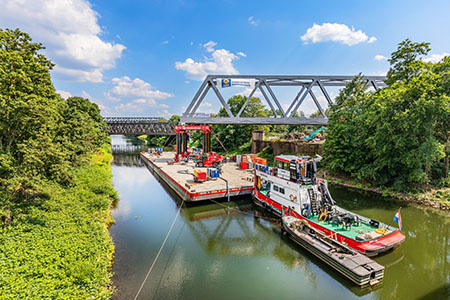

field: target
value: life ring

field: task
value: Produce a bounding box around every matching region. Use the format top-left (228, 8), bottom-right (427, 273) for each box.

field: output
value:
top-left (375, 228), bottom-right (389, 235)
top-left (289, 194), bottom-right (297, 202)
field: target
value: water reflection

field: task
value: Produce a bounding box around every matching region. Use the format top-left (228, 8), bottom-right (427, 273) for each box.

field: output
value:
top-left (109, 136), bottom-right (450, 300)
top-left (113, 154), bottom-right (143, 167)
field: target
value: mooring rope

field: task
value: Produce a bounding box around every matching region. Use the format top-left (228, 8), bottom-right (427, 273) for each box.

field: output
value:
top-left (133, 200), bottom-right (185, 300)
top-left (151, 220), bottom-right (187, 300)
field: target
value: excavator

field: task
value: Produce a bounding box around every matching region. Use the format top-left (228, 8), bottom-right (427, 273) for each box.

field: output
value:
top-left (302, 126), bottom-right (326, 142)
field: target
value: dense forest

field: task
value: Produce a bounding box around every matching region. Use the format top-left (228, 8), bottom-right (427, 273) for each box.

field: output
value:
top-left (324, 39), bottom-right (449, 192)
top-left (0, 29), bottom-right (116, 298)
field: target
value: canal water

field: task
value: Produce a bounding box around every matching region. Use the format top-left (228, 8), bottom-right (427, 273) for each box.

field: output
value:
top-left (109, 135), bottom-right (450, 300)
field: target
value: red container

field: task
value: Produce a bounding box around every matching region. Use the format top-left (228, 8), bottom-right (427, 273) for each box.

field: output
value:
top-left (240, 162), bottom-right (248, 169)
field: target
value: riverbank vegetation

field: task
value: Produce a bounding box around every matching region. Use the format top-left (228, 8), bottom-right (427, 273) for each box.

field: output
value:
top-left (0, 29), bottom-right (116, 298)
top-left (323, 39), bottom-right (449, 207)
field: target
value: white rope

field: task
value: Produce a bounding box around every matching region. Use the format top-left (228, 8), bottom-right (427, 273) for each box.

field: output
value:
top-left (133, 200), bottom-right (184, 300)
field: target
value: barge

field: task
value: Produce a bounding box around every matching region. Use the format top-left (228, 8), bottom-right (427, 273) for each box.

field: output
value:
top-left (253, 155), bottom-right (405, 256)
top-left (282, 216), bottom-right (384, 286)
top-left (141, 151), bottom-right (254, 202)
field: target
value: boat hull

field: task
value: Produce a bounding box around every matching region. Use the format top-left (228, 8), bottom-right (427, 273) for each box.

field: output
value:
top-left (282, 216), bottom-right (384, 286)
top-left (252, 189), bottom-right (405, 256)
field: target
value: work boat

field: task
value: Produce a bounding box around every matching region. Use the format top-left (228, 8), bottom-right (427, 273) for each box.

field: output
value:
top-left (252, 155), bottom-right (405, 256)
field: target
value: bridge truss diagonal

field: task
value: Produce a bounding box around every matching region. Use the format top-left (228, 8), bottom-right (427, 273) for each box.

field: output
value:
top-left (181, 75), bottom-right (387, 125)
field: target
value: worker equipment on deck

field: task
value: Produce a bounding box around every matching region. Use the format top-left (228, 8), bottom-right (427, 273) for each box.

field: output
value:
top-left (193, 169), bottom-right (207, 182)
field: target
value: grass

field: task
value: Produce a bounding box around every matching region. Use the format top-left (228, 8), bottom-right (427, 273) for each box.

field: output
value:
top-left (0, 144), bottom-right (117, 299)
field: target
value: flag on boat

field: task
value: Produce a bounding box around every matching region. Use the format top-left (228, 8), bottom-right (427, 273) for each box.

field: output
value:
top-left (393, 209), bottom-right (402, 231)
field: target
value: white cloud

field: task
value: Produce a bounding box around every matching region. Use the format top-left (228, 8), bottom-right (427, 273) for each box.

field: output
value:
top-left (375, 70), bottom-right (388, 76)
top-left (157, 110), bottom-right (172, 118)
top-left (81, 90), bottom-right (111, 115)
top-left (300, 23), bottom-right (376, 46)
top-left (248, 16), bottom-right (260, 26)
top-left (0, 0), bottom-right (125, 82)
top-left (237, 87), bottom-right (263, 98)
top-left (162, 40), bottom-right (169, 45)
top-left (374, 55), bottom-right (388, 61)
top-left (114, 98), bottom-right (164, 113)
top-left (107, 76), bottom-right (174, 100)
top-left (106, 76), bottom-right (173, 114)
top-left (237, 52), bottom-right (247, 57)
top-left (56, 90), bottom-right (72, 99)
top-left (175, 41), bottom-right (242, 80)
top-left (423, 52), bottom-right (450, 63)
top-left (200, 102), bottom-right (212, 107)
top-left (368, 37), bottom-right (377, 43)
top-left (203, 41), bottom-right (218, 52)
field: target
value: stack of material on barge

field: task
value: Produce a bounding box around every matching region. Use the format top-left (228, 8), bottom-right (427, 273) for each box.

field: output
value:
top-left (282, 216), bottom-right (384, 286)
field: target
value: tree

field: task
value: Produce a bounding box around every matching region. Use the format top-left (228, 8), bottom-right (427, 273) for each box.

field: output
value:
top-left (169, 115), bottom-right (180, 123)
top-left (431, 56), bottom-right (450, 178)
top-left (0, 28), bottom-right (65, 197)
top-left (325, 39), bottom-right (449, 190)
top-left (386, 38), bottom-right (430, 84)
top-left (323, 75), bottom-right (372, 177)
top-left (57, 96), bottom-right (109, 163)
top-left (189, 95), bottom-right (268, 152)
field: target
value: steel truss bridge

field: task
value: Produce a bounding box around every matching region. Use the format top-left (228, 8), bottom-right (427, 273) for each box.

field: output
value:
top-left (181, 75), bottom-right (387, 125)
top-left (103, 117), bottom-right (176, 135)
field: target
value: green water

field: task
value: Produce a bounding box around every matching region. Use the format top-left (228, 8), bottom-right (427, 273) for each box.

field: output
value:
top-left (109, 136), bottom-right (450, 300)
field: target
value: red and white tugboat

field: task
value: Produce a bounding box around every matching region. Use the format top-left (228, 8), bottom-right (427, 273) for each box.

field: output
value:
top-left (252, 155), bottom-right (405, 256)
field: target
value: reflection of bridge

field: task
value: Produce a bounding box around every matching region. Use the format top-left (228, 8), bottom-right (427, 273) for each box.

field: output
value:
top-left (103, 117), bottom-right (176, 135)
top-left (180, 201), bottom-right (305, 266)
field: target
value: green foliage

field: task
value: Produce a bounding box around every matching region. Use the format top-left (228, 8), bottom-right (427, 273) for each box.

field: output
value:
top-left (257, 146), bottom-right (275, 166)
top-left (324, 39), bottom-right (450, 191)
top-left (386, 38), bottom-right (430, 84)
top-left (0, 147), bottom-right (116, 299)
top-left (0, 29), bottom-right (116, 298)
top-left (168, 115), bottom-right (180, 123)
top-left (57, 96), bottom-right (110, 164)
top-left (190, 95), bottom-right (269, 153)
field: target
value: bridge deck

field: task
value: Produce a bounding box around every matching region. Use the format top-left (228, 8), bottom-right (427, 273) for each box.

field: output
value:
top-left (141, 152), bottom-right (254, 202)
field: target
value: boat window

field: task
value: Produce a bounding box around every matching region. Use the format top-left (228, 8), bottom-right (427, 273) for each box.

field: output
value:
top-left (279, 188), bottom-right (285, 194)
top-left (273, 185), bottom-right (279, 192)
top-left (275, 160), bottom-right (283, 169)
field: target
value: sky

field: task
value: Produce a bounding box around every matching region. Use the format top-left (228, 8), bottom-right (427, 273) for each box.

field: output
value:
top-left (1, 0), bottom-right (449, 117)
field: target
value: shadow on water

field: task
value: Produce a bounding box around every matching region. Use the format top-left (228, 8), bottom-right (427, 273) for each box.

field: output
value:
top-left (417, 283), bottom-right (450, 300)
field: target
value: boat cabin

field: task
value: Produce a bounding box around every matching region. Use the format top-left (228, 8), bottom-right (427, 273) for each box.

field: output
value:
top-left (273, 155), bottom-right (320, 184)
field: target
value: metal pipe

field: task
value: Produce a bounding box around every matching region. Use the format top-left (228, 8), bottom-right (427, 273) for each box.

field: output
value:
top-left (219, 176), bottom-right (230, 202)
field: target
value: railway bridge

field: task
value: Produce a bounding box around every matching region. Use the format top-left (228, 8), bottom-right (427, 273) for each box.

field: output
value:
top-left (103, 117), bottom-right (176, 135)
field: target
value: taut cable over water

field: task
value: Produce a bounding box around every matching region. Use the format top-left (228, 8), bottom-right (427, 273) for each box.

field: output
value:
top-left (133, 200), bottom-right (185, 300)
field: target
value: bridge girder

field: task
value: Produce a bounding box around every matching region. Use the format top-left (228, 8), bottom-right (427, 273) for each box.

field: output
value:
top-left (181, 75), bottom-right (387, 125)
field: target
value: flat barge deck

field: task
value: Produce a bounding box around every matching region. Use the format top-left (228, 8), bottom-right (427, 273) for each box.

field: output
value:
top-left (140, 152), bottom-right (254, 202)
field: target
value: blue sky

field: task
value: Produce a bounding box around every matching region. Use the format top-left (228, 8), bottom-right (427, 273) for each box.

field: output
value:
top-left (1, 0), bottom-right (449, 117)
